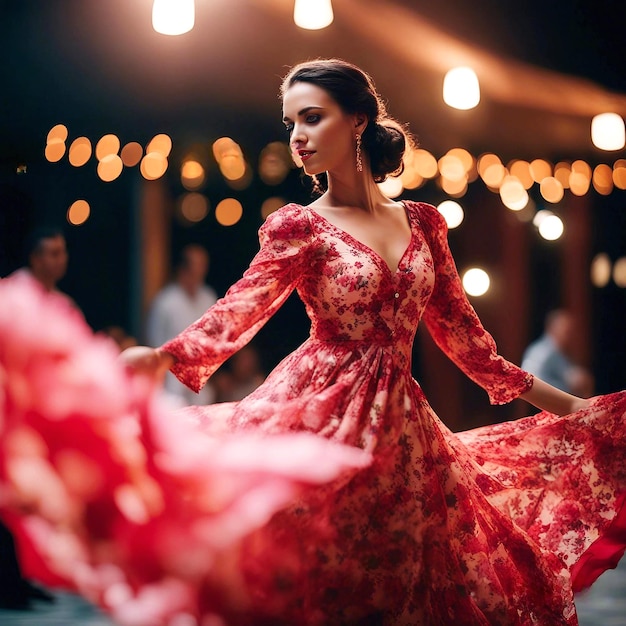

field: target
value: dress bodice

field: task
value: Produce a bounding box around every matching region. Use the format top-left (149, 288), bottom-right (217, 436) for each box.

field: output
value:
top-left (162, 201), bottom-right (531, 405)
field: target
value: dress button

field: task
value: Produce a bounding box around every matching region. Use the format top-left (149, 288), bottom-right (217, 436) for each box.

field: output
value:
top-left (394, 292), bottom-right (400, 298)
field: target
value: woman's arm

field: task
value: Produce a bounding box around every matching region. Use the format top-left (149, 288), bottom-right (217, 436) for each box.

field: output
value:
top-left (520, 376), bottom-right (591, 416)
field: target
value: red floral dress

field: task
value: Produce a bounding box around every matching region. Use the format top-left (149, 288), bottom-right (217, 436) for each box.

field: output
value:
top-left (159, 201), bottom-right (626, 626)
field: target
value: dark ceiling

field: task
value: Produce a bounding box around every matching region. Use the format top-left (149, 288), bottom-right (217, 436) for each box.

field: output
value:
top-left (3, 0), bottom-right (626, 167)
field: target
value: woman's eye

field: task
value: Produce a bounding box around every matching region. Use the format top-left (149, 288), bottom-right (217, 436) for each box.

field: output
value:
top-left (284, 124), bottom-right (294, 134)
top-left (306, 114), bottom-right (320, 124)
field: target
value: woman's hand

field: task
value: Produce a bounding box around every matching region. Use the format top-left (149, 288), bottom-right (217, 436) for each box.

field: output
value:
top-left (119, 346), bottom-right (175, 381)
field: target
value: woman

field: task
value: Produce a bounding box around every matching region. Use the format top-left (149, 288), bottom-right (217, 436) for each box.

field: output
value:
top-left (6, 59), bottom-right (625, 625)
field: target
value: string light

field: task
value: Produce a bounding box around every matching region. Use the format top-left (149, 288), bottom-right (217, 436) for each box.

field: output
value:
top-left (591, 113), bottom-right (625, 151)
top-left (293, 0), bottom-right (334, 30)
top-left (443, 67), bottom-right (480, 110)
top-left (152, 0), bottom-right (195, 36)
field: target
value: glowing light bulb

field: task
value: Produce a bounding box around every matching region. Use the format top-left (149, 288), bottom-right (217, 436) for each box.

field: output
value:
top-left (591, 113), bottom-right (625, 151)
top-left (152, 0), bottom-right (195, 36)
top-left (294, 0), bottom-right (334, 30)
top-left (443, 67), bottom-right (480, 110)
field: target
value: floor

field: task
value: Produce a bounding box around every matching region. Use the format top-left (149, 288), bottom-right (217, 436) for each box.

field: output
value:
top-left (1, 558), bottom-right (625, 625)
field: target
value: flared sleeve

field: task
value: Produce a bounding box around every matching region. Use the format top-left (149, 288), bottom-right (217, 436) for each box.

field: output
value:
top-left (161, 203), bottom-right (315, 392)
top-left (416, 202), bottom-right (533, 405)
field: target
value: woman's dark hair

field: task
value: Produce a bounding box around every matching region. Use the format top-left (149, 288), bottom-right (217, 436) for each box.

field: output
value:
top-left (281, 58), bottom-right (414, 183)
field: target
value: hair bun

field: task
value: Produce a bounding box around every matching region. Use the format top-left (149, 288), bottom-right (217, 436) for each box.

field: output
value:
top-left (363, 120), bottom-right (407, 182)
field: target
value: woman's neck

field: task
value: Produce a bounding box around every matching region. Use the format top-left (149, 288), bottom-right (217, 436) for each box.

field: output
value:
top-left (321, 170), bottom-right (390, 213)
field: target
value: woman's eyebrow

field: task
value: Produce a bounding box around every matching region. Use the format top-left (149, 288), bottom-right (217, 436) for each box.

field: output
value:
top-left (282, 105), bottom-right (324, 122)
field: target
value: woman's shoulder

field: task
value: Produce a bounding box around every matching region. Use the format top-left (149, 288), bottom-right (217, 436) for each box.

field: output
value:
top-left (259, 202), bottom-right (314, 242)
top-left (402, 200), bottom-right (447, 231)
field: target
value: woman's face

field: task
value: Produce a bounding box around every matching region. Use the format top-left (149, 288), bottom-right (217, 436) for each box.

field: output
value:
top-left (282, 81), bottom-right (358, 177)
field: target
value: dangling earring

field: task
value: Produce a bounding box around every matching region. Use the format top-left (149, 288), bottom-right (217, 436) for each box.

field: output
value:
top-left (355, 133), bottom-right (363, 172)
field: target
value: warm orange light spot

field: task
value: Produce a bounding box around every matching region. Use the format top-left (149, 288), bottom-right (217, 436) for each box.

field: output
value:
top-left (146, 134), bottom-right (172, 157)
top-left (212, 137), bottom-right (242, 163)
top-left (97, 154), bottom-right (124, 182)
top-left (220, 156), bottom-right (246, 181)
top-left (592, 164), bottom-right (614, 195)
top-left (67, 199), bottom-right (90, 225)
top-left (508, 160), bottom-right (534, 189)
top-left (571, 160), bottom-right (592, 178)
top-left (413, 149), bottom-right (438, 178)
top-left (438, 154), bottom-right (466, 181)
top-left (121, 142), bottom-right (143, 167)
top-left (481, 162), bottom-right (506, 188)
top-left (95, 134), bottom-right (120, 161)
top-left (181, 159), bottom-right (206, 190)
top-left (500, 176), bottom-right (529, 210)
top-left (45, 138), bottom-right (66, 162)
top-left (215, 198), bottom-right (243, 226)
top-left (261, 197), bottom-right (286, 219)
top-left (440, 176), bottom-right (468, 197)
top-left (540, 177), bottom-right (564, 203)
top-left (591, 253), bottom-right (612, 288)
top-left (180, 193), bottom-right (209, 222)
top-left (68, 137), bottom-right (92, 167)
top-left (613, 166), bottom-right (626, 190)
top-left (477, 153), bottom-right (501, 177)
top-left (569, 171), bottom-right (590, 196)
top-left (47, 124), bottom-right (68, 143)
top-left (140, 152), bottom-right (168, 180)
top-left (529, 159), bottom-right (552, 183)
top-left (400, 167), bottom-right (424, 190)
top-left (554, 162), bottom-right (571, 189)
top-left (447, 147), bottom-right (474, 174)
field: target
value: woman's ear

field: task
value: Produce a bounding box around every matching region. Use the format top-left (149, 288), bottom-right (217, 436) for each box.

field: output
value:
top-left (354, 114), bottom-right (368, 134)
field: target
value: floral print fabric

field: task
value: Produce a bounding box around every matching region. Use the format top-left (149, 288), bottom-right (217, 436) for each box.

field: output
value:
top-left (161, 201), bottom-right (626, 625)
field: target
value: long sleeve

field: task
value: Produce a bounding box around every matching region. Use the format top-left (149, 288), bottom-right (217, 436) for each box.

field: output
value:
top-left (161, 204), bottom-right (316, 392)
top-left (417, 203), bottom-right (533, 405)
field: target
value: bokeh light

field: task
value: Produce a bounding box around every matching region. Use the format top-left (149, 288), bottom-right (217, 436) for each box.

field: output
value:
top-left (613, 257), bottom-right (626, 287)
top-left (462, 268), bottom-right (490, 296)
top-left (592, 164), bottom-right (614, 195)
top-left (590, 253), bottom-right (612, 287)
top-left (437, 200), bottom-right (464, 228)
top-left (179, 193), bottom-right (209, 223)
top-left (47, 124), bottom-right (68, 143)
top-left (181, 159), bottom-right (206, 190)
top-left (67, 199), bottom-right (90, 225)
top-left (538, 214), bottom-right (564, 240)
top-left (146, 134), bottom-right (172, 157)
top-left (215, 198), bottom-right (243, 226)
top-left (45, 138), bottom-right (66, 162)
top-left (539, 177), bottom-right (564, 203)
top-left (95, 134), bottom-right (120, 161)
top-left (121, 142), bottom-right (143, 167)
top-left (69, 137), bottom-right (92, 167)
top-left (140, 152), bottom-right (168, 180)
top-left (500, 176), bottom-right (529, 210)
top-left (97, 154), bottom-right (124, 182)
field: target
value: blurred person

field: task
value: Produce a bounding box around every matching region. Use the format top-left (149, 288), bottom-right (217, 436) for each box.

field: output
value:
top-left (522, 309), bottom-right (594, 397)
top-left (0, 227), bottom-right (71, 609)
top-left (146, 244), bottom-right (218, 406)
top-left (8, 227), bottom-right (72, 299)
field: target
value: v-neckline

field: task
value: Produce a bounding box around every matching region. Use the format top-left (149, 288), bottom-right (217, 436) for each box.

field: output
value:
top-left (307, 202), bottom-right (414, 275)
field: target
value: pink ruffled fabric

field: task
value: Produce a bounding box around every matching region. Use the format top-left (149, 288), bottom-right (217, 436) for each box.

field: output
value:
top-left (0, 278), bottom-right (371, 626)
